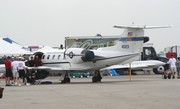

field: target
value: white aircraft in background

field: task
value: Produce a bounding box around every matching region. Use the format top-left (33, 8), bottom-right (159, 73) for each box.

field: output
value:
top-left (27, 24), bottom-right (171, 83)
top-left (0, 37), bottom-right (32, 57)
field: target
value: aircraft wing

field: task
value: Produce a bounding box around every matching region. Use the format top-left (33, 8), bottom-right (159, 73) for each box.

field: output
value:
top-left (0, 64), bottom-right (5, 69)
top-left (104, 64), bottom-right (148, 70)
top-left (103, 60), bottom-right (166, 70)
top-left (0, 65), bottom-right (5, 73)
top-left (27, 66), bottom-right (86, 71)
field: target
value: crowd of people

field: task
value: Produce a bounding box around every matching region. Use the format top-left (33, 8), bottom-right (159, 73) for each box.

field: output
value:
top-left (4, 55), bottom-right (42, 86)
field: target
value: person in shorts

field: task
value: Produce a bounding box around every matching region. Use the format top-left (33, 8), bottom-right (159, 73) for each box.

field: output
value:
top-left (168, 55), bottom-right (177, 79)
top-left (4, 56), bottom-right (12, 86)
top-left (18, 58), bottom-right (30, 86)
top-left (11, 57), bottom-right (19, 85)
top-left (176, 57), bottom-right (180, 77)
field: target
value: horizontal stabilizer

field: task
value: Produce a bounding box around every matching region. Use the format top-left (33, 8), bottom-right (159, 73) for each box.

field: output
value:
top-left (114, 25), bottom-right (174, 29)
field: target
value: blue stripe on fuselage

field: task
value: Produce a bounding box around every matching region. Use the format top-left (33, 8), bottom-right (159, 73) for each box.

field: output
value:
top-left (119, 37), bottom-right (144, 41)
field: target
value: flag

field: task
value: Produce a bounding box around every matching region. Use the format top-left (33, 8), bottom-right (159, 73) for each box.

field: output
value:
top-left (127, 32), bottom-right (133, 36)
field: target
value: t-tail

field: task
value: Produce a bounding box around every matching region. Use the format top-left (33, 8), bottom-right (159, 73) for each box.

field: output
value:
top-left (100, 24), bottom-right (172, 54)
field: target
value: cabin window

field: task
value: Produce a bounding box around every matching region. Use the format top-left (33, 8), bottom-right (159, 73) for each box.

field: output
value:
top-left (47, 55), bottom-right (50, 59)
top-left (57, 55), bottom-right (61, 59)
top-left (52, 55), bottom-right (55, 60)
top-left (42, 55), bottom-right (45, 59)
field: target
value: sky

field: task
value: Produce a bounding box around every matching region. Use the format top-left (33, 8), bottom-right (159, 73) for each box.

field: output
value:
top-left (0, 0), bottom-right (180, 53)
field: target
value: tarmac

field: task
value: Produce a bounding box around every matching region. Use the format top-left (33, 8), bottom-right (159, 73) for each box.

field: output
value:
top-left (0, 74), bottom-right (180, 109)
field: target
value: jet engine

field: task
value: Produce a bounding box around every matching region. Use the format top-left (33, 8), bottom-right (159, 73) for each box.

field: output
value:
top-left (65, 48), bottom-right (95, 64)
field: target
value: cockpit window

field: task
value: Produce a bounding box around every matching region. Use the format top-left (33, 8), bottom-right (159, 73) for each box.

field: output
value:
top-left (145, 49), bottom-right (152, 55)
top-left (58, 55), bottom-right (61, 60)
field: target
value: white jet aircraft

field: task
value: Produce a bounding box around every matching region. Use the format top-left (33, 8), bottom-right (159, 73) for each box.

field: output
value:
top-left (27, 24), bottom-right (172, 83)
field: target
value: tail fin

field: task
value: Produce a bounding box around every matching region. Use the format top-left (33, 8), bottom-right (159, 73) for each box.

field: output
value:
top-left (101, 24), bottom-right (172, 53)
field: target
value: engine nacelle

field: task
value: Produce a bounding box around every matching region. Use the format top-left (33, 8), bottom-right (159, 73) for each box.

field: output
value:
top-left (157, 66), bottom-right (164, 72)
top-left (65, 48), bottom-right (95, 64)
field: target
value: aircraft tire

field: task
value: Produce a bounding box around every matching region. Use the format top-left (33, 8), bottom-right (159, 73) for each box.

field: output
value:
top-left (61, 77), bottom-right (70, 83)
top-left (168, 75), bottom-right (171, 79)
top-left (61, 80), bottom-right (65, 83)
top-left (66, 77), bottom-right (70, 83)
top-left (64, 77), bottom-right (70, 83)
top-left (92, 76), bottom-right (101, 82)
top-left (164, 75), bottom-right (167, 79)
top-left (153, 68), bottom-right (163, 74)
top-left (92, 76), bottom-right (97, 82)
top-left (0, 94), bottom-right (2, 99)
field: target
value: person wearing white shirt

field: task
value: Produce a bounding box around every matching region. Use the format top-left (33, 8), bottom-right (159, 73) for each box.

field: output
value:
top-left (17, 58), bottom-right (30, 86)
top-left (168, 55), bottom-right (177, 79)
top-left (11, 57), bottom-right (19, 85)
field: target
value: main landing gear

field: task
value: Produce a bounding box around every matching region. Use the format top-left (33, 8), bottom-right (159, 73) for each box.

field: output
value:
top-left (92, 70), bottom-right (102, 82)
top-left (60, 70), bottom-right (102, 83)
top-left (60, 72), bottom-right (70, 84)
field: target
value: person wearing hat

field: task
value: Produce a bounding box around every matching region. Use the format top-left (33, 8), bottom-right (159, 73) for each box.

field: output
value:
top-left (168, 55), bottom-right (177, 79)
top-left (4, 56), bottom-right (12, 86)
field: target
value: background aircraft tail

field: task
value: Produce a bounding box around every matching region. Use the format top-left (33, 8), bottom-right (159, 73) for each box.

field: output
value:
top-left (100, 24), bottom-right (172, 54)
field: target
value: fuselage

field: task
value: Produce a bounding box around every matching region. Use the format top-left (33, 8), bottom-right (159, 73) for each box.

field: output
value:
top-left (36, 48), bottom-right (139, 72)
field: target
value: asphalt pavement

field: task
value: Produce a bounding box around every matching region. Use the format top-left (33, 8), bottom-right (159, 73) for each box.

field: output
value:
top-left (0, 74), bottom-right (180, 109)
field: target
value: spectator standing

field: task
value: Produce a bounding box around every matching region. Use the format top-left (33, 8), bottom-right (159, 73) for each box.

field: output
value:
top-left (4, 56), bottom-right (12, 86)
top-left (168, 55), bottom-right (177, 79)
top-left (34, 55), bottom-right (42, 67)
top-left (11, 57), bottom-right (19, 86)
top-left (176, 57), bottom-right (180, 77)
top-left (17, 58), bottom-right (30, 86)
top-left (28, 56), bottom-right (36, 78)
top-left (28, 56), bottom-right (35, 67)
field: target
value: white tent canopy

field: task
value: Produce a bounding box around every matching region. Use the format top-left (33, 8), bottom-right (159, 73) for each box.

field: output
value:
top-left (0, 38), bottom-right (30, 57)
